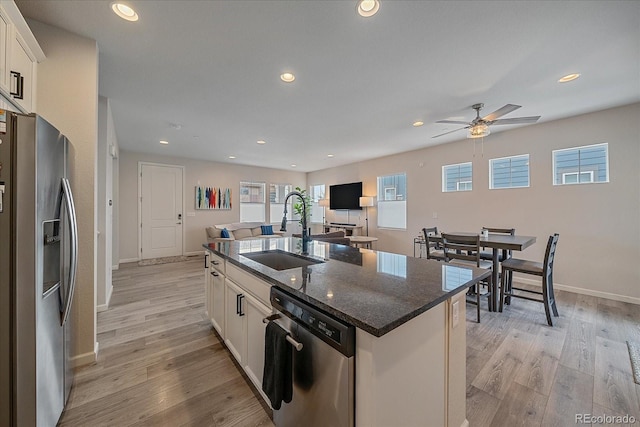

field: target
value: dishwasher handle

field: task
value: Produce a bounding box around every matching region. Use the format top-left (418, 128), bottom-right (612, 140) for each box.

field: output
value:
top-left (263, 315), bottom-right (304, 351)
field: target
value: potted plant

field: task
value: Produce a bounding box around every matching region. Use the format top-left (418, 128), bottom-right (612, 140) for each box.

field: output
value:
top-left (292, 186), bottom-right (312, 234)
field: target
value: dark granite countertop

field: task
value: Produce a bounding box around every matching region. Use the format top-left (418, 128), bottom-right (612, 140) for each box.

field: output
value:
top-left (204, 237), bottom-right (491, 337)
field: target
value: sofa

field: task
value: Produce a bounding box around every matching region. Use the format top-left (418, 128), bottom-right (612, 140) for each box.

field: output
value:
top-left (206, 222), bottom-right (284, 244)
top-left (292, 231), bottom-right (351, 246)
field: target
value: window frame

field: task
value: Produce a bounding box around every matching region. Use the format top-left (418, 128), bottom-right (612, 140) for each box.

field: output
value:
top-left (442, 162), bottom-right (473, 193)
top-left (239, 181), bottom-right (266, 223)
top-left (269, 183), bottom-right (293, 222)
top-left (309, 184), bottom-right (326, 224)
top-left (552, 143), bottom-right (609, 186)
top-left (489, 154), bottom-right (530, 190)
top-left (377, 172), bottom-right (407, 230)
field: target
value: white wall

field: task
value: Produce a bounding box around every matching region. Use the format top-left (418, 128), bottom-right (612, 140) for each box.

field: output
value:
top-left (96, 96), bottom-right (117, 311)
top-left (29, 20), bottom-right (99, 363)
top-left (308, 103), bottom-right (640, 303)
top-left (118, 151), bottom-right (307, 261)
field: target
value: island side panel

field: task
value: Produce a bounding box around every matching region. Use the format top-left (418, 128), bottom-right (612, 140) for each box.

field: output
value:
top-left (447, 293), bottom-right (468, 427)
top-left (355, 302), bottom-right (447, 427)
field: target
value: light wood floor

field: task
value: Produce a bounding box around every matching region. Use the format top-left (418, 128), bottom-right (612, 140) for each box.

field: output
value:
top-left (59, 257), bottom-right (640, 427)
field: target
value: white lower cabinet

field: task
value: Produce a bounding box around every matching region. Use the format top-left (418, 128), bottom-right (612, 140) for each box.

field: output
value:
top-left (244, 292), bottom-right (271, 396)
top-left (206, 253), bottom-right (273, 405)
top-left (224, 278), bottom-right (246, 364)
top-left (210, 268), bottom-right (225, 337)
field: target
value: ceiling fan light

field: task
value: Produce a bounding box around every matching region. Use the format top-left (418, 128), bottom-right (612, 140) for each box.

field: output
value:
top-left (467, 124), bottom-right (490, 139)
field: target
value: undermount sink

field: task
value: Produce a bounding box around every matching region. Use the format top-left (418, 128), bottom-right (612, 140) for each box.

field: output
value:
top-left (241, 250), bottom-right (324, 271)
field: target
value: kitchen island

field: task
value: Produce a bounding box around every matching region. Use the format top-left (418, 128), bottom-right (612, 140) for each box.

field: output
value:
top-left (204, 237), bottom-right (490, 427)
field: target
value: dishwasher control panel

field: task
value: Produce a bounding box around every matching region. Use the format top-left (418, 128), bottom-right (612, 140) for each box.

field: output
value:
top-left (271, 287), bottom-right (355, 357)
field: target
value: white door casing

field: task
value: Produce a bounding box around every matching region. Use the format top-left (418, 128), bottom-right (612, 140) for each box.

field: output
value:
top-left (139, 163), bottom-right (183, 259)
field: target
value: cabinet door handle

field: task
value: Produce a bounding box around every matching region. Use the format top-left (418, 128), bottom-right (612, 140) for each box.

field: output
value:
top-left (210, 271), bottom-right (219, 277)
top-left (204, 253), bottom-right (209, 269)
top-left (212, 260), bottom-right (220, 265)
top-left (10, 71), bottom-right (24, 100)
top-left (238, 294), bottom-right (245, 317)
top-left (236, 293), bottom-right (240, 314)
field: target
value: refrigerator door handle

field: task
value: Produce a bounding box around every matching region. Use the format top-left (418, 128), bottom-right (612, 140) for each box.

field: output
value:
top-left (60, 178), bottom-right (78, 326)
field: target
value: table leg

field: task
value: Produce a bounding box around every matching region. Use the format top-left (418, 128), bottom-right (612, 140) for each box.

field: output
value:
top-left (492, 248), bottom-right (499, 312)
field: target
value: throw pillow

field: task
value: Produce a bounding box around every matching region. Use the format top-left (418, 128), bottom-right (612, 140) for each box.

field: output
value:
top-left (221, 228), bottom-right (230, 238)
top-left (261, 225), bottom-right (274, 235)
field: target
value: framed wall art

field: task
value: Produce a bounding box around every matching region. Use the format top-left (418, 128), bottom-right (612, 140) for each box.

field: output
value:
top-left (196, 186), bottom-right (231, 210)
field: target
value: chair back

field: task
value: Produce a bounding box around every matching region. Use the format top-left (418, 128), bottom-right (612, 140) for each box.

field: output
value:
top-left (423, 227), bottom-right (441, 258)
top-left (543, 233), bottom-right (560, 278)
top-left (441, 233), bottom-right (481, 267)
top-left (482, 227), bottom-right (515, 236)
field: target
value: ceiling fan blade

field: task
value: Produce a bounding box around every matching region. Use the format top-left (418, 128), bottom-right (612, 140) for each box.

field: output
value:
top-left (482, 104), bottom-right (521, 121)
top-left (491, 116), bottom-right (541, 125)
top-left (436, 120), bottom-right (471, 125)
top-left (431, 126), bottom-right (469, 138)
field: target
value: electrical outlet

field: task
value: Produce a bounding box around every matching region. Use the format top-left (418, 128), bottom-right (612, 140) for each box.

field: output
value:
top-left (452, 300), bottom-right (459, 328)
top-left (432, 212), bottom-right (438, 219)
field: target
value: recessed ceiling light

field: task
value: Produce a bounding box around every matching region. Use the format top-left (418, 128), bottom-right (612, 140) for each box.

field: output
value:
top-left (159, 140), bottom-right (169, 145)
top-left (280, 72), bottom-right (295, 83)
top-left (257, 140), bottom-right (266, 144)
top-left (413, 121), bottom-right (424, 127)
top-left (558, 73), bottom-right (580, 83)
top-left (327, 154), bottom-right (334, 158)
top-left (111, 2), bottom-right (139, 21)
top-left (357, 0), bottom-right (380, 17)
top-left (229, 155), bottom-right (236, 159)
top-left (290, 164), bottom-right (297, 168)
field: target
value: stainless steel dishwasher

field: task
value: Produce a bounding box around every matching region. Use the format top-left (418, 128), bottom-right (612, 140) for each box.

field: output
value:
top-left (266, 287), bottom-right (355, 427)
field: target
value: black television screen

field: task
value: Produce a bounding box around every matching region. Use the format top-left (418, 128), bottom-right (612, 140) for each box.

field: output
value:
top-left (329, 182), bottom-right (362, 210)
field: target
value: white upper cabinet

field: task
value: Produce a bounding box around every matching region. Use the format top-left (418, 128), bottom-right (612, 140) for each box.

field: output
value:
top-left (0, 1), bottom-right (45, 113)
top-left (0, 6), bottom-right (10, 94)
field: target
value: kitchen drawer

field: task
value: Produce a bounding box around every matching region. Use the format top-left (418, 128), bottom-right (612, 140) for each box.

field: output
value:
top-left (226, 262), bottom-right (271, 307)
top-left (209, 252), bottom-right (225, 274)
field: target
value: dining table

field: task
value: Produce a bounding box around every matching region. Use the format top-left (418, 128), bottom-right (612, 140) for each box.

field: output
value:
top-left (430, 232), bottom-right (537, 311)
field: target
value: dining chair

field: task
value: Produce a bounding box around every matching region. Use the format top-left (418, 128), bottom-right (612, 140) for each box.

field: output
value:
top-left (499, 234), bottom-right (560, 326)
top-left (479, 227), bottom-right (515, 262)
top-left (422, 227), bottom-right (445, 261)
top-left (441, 233), bottom-right (493, 322)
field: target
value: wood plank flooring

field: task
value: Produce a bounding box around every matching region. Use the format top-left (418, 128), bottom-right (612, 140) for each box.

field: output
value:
top-left (59, 257), bottom-right (640, 426)
top-left (58, 257), bottom-right (273, 427)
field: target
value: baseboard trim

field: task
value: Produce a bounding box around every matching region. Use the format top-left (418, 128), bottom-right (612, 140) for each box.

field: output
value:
top-left (459, 420), bottom-right (469, 427)
top-left (185, 250), bottom-right (205, 257)
top-left (514, 276), bottom-right (640, 305)
top-left (71, 343), bottom-right (98, 368)
top-left (112, 264), bottom-right (119, 271)
top-left (119, 257), bottom-right (139, 264)
top-left (97, 285), bottom-right (113, 312)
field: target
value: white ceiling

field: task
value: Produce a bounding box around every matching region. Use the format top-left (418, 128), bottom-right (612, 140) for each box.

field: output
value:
top-left (15, 0), bottom-right (640, 172)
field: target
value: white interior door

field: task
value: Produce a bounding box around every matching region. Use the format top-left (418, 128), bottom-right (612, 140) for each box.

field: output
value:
top-left (140, 163), bottom-right (183, 259)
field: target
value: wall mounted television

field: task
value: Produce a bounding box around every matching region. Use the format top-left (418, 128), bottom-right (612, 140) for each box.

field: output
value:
top-left (329, 182), bottom-right (362, 210)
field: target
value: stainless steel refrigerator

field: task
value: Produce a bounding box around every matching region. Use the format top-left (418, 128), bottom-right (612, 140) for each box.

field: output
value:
top-left (0, 110), bottom-right (78, 427)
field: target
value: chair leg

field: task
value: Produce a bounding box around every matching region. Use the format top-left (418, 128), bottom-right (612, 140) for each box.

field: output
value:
top-left (505, 270), bottom-right (512, 305)
top-left (476, 284), bottom-right (481, 323)
top-left (499, 268), bottom-right (506, 312)
top-left (541, 276), bottom-right (554, 327)
top-left (548, 273), bottom-right (559, 317)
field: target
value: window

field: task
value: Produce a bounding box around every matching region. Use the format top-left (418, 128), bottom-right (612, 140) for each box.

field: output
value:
top-left (442, 162), bottom-right (472, 192)
top-left (269, 184), bottom-right (292, 222)
top-left (377, 173), bottom-right (406, 229)
top-left (239, 181), bottom-right (265, 222)
top-left (309, 184), bottom-right (326, 224)
top-left (553, 143), bottom-right (608, 185)
top-left (490, 154), bottom-right (530, 189)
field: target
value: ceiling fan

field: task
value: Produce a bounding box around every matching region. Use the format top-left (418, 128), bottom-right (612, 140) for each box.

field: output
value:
top-left (432, 103), bottom-right (541, 139)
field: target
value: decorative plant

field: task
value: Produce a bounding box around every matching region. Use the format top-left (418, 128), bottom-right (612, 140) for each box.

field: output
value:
top-left (292, 186), bottom-right (312, 228)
